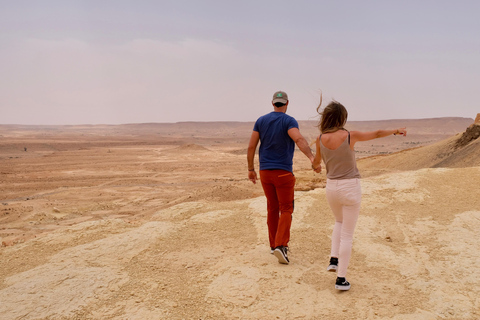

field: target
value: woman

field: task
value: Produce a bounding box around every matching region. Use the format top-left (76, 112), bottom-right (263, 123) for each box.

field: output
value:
top-left (312, 100), bottom-right (406, 291)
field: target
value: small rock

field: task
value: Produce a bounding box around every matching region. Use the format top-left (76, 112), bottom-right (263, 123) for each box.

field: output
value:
top-left (2, 240), bottom-right (13, 247)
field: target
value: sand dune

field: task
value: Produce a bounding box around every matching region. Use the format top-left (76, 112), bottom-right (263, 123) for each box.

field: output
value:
top-left (0, 118), bottom-right (479, 319)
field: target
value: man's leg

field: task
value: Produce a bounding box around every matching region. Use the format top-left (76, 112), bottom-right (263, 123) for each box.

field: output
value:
top-left (260, 170), bottom-right (280, 249)
top-left (274, 171), bottom-right (296, 248)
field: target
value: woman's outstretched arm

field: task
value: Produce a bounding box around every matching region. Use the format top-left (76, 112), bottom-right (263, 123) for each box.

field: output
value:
top-left (350, 128), bottom-right (407, 147)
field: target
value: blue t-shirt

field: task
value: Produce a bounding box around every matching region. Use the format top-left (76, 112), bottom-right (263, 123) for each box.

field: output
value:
top-left (253, 112), bottom-right (299, 172)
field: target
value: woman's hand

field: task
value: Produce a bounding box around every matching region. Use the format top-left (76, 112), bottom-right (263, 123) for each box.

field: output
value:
top-left (312, 164), bottom-right (322, 173)
top-left (394, 128), bottom-right (407, 136)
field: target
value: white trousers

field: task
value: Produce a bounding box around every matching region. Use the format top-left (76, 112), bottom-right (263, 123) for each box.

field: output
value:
top-left (326, 178), bottom-right (361, 278)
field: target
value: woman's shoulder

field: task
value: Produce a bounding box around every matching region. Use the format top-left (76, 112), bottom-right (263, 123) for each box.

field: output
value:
top-left (323, 129), bottom-right (349, 138)
top-left (321, 130), bottom-right (349, 149)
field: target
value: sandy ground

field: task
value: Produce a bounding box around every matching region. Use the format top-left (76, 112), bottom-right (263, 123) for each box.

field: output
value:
top-left (0, 119), bottom-right (479, 319)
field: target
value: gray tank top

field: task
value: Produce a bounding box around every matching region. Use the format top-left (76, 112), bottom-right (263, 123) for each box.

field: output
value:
top-left (320, 132), bottom-right (361, 180)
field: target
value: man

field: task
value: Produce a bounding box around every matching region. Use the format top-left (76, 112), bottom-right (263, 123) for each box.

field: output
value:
top-left (247, 91), bottom-right (314, 264)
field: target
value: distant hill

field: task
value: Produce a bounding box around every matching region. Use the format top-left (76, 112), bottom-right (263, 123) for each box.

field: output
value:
top-left (1, 117), bottom-right (473, 139)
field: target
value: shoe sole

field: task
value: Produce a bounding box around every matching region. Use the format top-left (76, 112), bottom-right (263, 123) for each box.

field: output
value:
top-left (273, 249), bottom-right (289, 264)
top-left (335, 284), bottom-right (351, 291)
top-left (327, 265), bottom-right (337, 272)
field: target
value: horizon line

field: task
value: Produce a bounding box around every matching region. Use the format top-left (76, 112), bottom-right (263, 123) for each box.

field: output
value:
top-left (0, 115), bottom-right (476, 127)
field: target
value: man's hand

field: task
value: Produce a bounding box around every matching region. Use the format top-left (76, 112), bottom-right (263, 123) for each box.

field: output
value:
top-left (247, 131), bottom-right (260, 184)
top-left (248, 170), bottom-right (257, 184)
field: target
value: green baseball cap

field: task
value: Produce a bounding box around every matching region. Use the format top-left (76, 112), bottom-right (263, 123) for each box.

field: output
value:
top-left (272, 91), bottom-right (288, 104)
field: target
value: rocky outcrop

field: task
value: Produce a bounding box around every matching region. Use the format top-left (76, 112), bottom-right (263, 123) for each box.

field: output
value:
top-left (455, 113), bottom-right (480, 149)
top-left (455, 121), bottom-right (480, 149)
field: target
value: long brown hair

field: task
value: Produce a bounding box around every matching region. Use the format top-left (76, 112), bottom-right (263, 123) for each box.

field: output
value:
top-left (317, 97), bottom-right (348, 134)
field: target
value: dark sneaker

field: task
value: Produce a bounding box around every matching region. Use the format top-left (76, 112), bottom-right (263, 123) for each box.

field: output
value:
top-left (273, 246), bottom-right (289, 264)
top-left (327, 257), bottom-right (338, 272)
top-left (272, 246), bottom-right (289, 254)
top-left (335, 277), bottom-right (351, 291)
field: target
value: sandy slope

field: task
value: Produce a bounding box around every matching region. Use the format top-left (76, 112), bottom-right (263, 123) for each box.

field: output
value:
top-left (0, 119), bottom-right (479, 319)
top-left (357, 124), bottom-right (480, 176)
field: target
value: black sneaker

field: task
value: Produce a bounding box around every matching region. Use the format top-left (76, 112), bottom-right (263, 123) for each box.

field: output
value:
top-left (273, 246), bottom-right (289, 264)
top-left (335, 277), bottom-right (351, 291)
top-left (327, 257), bottom-right (338, 272)
top-left (271, 246), bottom-right (289, 254)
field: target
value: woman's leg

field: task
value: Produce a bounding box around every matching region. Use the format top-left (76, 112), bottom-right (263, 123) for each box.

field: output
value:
top-left (336, 201), bottom-right (361, 277)
top-left (326, 180), bottom-right (343, 259)
top-left (336, 179), bottom-right (361, 278)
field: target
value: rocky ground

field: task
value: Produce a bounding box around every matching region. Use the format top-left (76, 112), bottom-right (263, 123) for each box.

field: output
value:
top-left (0, 118), bottom-right (479, 319)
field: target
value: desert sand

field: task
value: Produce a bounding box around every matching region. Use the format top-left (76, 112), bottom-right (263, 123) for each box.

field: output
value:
top-left (0, 117), bottom-right (479, 319)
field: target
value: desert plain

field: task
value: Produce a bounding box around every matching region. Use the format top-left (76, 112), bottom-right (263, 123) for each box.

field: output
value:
top-left (0, 116), bottom-right (479, 319)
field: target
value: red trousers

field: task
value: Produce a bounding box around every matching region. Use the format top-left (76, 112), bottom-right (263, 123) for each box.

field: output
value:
top-left (259, 170), bottom-right (295, 248)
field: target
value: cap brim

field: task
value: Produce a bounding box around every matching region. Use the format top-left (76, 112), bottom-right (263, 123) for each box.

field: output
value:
top-left (272, 98), bottom-right (288, 104)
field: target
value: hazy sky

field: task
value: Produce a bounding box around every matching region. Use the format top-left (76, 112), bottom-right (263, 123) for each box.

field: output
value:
top-left (1, 1), bottom-right (479, 125)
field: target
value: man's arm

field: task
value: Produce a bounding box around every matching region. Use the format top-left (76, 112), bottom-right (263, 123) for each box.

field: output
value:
top-left (247, 131), bottom-right (260, 184)
top-left (288, 127), bottom-right (314, 163)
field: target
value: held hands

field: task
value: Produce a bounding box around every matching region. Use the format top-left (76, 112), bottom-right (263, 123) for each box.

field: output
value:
top-left (311, 158), bottom-right (321, 173)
